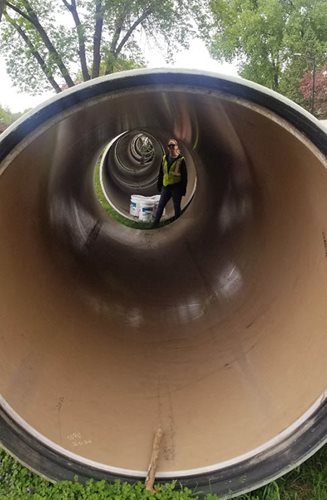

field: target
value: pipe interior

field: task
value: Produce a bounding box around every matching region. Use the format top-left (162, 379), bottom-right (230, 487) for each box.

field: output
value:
top-left (100, 129), bottom-right (197, 220)
top-left (0, 84), bottom-right (327, 475)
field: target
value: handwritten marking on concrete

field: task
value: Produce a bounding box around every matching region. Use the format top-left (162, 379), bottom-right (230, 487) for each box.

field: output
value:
top-left (67, 431), bottom-right (92, 447)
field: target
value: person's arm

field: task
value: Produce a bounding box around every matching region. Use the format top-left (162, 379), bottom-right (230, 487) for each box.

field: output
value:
top-left (180, 158), bottom-right (187, 196)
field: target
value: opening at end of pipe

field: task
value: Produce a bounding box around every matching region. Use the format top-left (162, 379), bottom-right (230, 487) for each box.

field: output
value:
top-left (96, 129), bottom-right (197, 228)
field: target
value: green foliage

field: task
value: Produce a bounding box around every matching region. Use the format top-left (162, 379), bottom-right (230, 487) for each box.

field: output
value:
top-left (299, 64), bottom-right (327, 118)
top-left (0, 103), bottom-right (24, 127)
top-left (0, 448), bottom-right (217, 499)
top-left (1, 445), bottom-right (327, 499)
top-left (0, 0), bottom-right (209, 95)
top-left (236, 445), bottom-right (327, 500)
top-left (208, 0), bottom-right (327, 115)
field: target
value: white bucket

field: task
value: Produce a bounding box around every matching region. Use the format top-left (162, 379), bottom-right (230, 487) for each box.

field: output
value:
top-left (130, 194), bottom-right (145, 217)
top-left (139, 199), bottom-right (155, 222)
top-left (130, 194), bottom-right (165, 222)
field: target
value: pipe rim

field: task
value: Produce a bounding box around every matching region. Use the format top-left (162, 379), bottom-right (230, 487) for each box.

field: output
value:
top-left (0, 68), bottom-right (327, 497)
top-left (1, 394), bottom-right (327, 497)
top-left (1, 69), bottom-right (326, 165)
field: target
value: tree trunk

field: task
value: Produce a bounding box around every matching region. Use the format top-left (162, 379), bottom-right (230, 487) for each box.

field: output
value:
top-left (105, 7), bottom-right (152, 74)
top-left (7, 0), bottom-right (75, 87)
top-left (272, 61), bottom-right (279, 91)
top-left (114, 8), bottom-right (152, 57)
top-left (7, 15), bottom-right (62, 93)
top-left (92, 0), bottom-right (103, 78)
top-left (0, 0), bottom-right (5, 22)
top-left (62, 0), bottom-right (90, 82)
top-left (105, 10), bottom-right (126, 75)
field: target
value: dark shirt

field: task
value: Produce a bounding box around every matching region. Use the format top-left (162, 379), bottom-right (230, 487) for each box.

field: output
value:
top-left (157, 154), bottom-right (188, 195)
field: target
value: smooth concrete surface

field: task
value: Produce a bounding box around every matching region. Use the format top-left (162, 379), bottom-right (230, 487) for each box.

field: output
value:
top-left (0, 73), bottom-right (327, 482)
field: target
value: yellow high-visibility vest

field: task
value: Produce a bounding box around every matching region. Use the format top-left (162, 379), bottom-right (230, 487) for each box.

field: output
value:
top-left (162, 155), bottom-right (184, 187)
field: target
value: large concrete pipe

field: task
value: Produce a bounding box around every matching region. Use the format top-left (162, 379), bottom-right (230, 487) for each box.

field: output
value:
top-left (0, 69), bottom-right (326, 498)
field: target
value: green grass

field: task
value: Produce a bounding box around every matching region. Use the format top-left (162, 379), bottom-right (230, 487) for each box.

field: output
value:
top-left (237, 445), bottom-right (327, 500)
top-left (0, 447), bottom-right (215, 499)
top-left (1, 445), bottom-right (327, 499)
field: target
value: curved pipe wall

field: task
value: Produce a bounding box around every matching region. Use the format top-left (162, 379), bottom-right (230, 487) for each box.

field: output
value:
top-left (0, 69), bottom-right (326, 498)
top-left (100, 130), bottom-right (197, 219)
top-left (100, 131), bottom-right (163, 217)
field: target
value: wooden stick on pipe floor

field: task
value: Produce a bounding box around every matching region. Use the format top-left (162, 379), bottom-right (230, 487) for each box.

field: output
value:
top-left (145, 427), bottom-right (164, 492)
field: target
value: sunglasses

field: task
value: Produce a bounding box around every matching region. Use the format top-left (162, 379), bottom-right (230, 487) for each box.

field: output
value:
top-left (168, 143), bottom-right (177, 147)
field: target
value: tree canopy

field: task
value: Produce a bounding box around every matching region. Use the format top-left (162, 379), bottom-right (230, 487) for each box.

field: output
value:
top-left (0, 103), bottom-right (24, 127)
top-left (300, 64), bottom-right (327, 117)
top-left (208, 0), bottom-right (327, 116)
top-left (0, 0), bottom-right (208, 94)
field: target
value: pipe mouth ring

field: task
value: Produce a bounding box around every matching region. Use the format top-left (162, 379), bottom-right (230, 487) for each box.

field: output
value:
top-left (98, 129), bottom-right (197, 225)
top-left (0, 68), bottom-right (326, 497)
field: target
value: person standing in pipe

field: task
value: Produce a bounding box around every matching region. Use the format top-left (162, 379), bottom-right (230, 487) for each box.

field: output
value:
top-left (153, 138), bottom-right (188, 226)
